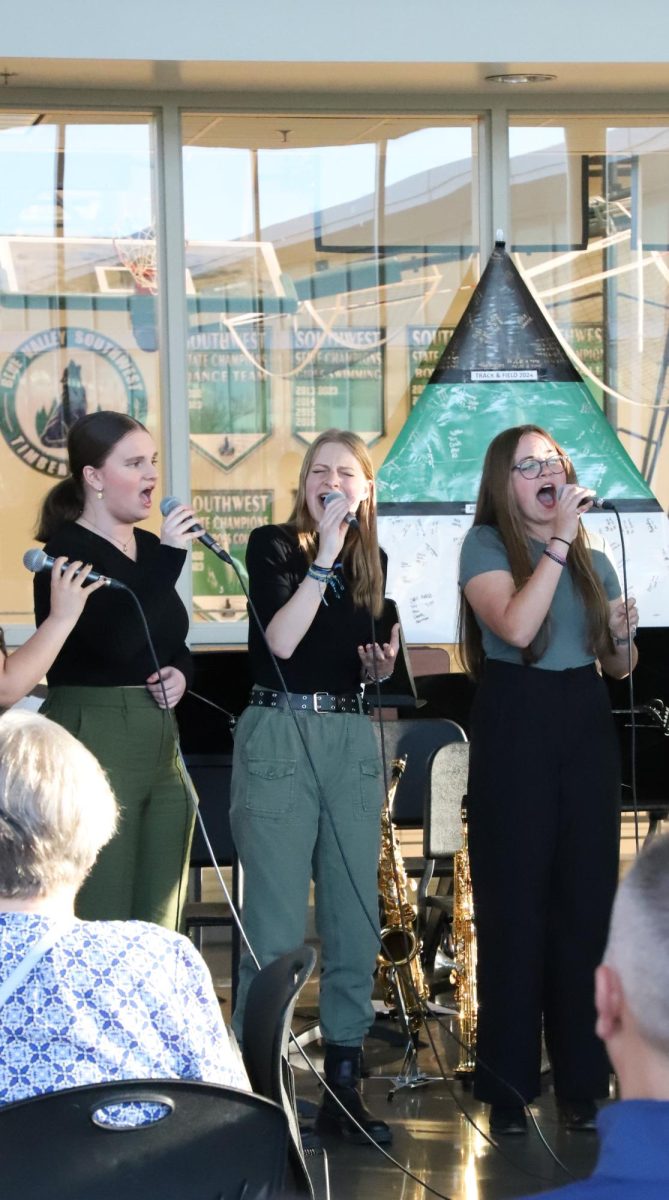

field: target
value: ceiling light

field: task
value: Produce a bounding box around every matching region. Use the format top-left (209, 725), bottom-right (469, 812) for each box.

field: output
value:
top-left (485, 73), bottom-right (557, 84)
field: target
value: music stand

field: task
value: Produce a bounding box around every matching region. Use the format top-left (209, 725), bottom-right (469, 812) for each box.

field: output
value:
top-left (365, 598), bottom-right (426, 711)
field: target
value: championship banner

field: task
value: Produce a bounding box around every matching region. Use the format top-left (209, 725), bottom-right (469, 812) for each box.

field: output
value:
top-left (291, 327), bottom-right (384, 445)
top-left (190, 487), bottom-right (273, 621)
top-left (188, 329), bottom-right (271, 471)
top-left (407, 326), bottom-right (453, 407)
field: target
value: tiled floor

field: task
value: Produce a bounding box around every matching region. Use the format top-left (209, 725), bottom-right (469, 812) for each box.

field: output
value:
top-left (200, 816), bottom-right (663, 1200)
top-left (290, 1016), bottom-right (602, 1200)
top-left (204, 948), bottom-right (603, 1200)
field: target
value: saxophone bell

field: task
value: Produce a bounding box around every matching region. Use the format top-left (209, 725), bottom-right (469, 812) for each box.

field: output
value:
top-left (379, 926), bottom-right (420, 969)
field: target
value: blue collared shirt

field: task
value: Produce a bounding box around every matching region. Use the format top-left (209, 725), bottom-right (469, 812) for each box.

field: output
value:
top-left (517, 1100), bottom-right (669, 1199)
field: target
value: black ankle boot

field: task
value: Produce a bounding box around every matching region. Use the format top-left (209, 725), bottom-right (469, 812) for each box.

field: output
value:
top-left (316, 1044), bottom-right (392, 1145)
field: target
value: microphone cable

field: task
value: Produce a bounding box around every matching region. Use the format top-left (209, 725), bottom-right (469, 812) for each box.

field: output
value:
top-left (355, 548), bottom-right (577, 1185)
top-left (23, 538), bottom-right (577, 1188)
top-left (187, 526), bottom-right (576, 1187)
top-left (96, 581), bottom-right (197, 940)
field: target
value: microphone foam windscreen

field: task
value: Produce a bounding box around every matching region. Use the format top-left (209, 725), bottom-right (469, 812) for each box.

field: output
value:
top-left (159, 496), bottom-right (181, 517)
top-left (23, 548), bottom-right (46, 573)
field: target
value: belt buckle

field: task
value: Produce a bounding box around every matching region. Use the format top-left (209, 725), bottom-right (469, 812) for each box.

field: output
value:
top-left (313, 692), bottom-right (332, 713)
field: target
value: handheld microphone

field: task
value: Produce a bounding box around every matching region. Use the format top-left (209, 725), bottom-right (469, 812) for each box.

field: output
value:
top-left (556, 485), bottom-right (615, 511)
top-left (159, 496), bottom-right (233, 565)
top-left (323, 491), bottom-right (359, 528)
top-left (22, 548), bottom-right (121, 588)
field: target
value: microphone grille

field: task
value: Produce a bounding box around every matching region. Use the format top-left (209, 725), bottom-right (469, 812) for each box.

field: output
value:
top-left (323, 492), bottom-right (340, 507)
top-left (159, 495), bottom-right (181, 517)
top-left (23, 548), bottom-right (47, 573)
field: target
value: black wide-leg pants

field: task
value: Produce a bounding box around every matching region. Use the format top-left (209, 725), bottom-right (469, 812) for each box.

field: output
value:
top-left (467, 660), bottom-right (621, 1106)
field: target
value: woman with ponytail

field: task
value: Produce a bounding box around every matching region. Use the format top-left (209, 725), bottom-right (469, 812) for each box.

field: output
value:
top-left (33, 410), bottom-right (199, 930)
top-left (230, 429), bottom-right (398, 1146)
top-left (458, 425), bottom-right (638, 1136)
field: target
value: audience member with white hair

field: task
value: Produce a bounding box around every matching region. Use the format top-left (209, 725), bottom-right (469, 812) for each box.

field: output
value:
top-left (516, 832), bottom-right (669, 1198)
top-left (0, 710), bottom-right (247, 1120)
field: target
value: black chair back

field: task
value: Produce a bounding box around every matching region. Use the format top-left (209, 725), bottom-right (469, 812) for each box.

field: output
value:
top-left (374, 717), bottom-right (467, 826)
top-left (0, 1079), bottom-right (289, 1200)
top-left (243, 945), bottom-right (318, 1199)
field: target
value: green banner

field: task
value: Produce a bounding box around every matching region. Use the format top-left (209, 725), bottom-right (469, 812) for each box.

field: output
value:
top-left (191, 488), bottom-right (273, 619)
top-left (291, 327), bottom-right (384, 444)
top-left (188, 330), bottom-right (271, 471)
top-left (377, 379), bottom-right (656, 505)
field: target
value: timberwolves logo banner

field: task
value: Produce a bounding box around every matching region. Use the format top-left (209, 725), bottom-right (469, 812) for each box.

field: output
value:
top-left (0, 327), bottom-right (148, 476)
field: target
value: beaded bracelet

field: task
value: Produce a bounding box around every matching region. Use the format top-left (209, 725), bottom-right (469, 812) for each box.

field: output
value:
top-left (544, 548), bottom-right (567, 567)
top-left (550, 536), bottom-right (571, 548)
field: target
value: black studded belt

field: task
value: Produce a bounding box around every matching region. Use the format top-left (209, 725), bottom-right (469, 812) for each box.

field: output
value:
top-left (248, 688), bottom-right (371, 716)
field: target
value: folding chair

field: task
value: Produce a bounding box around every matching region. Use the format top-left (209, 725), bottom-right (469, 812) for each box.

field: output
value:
top-left (0, 1078), bottom-right (289, 1200)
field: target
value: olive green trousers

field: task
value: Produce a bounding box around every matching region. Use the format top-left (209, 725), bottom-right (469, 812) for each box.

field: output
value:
top-left (230, 703), bottom-right (384, 1046)
top-left (42, 685), bottom-right (195, 930)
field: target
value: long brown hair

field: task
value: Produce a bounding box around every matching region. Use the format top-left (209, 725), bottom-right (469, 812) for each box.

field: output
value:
top-left (288, 428), bottom-right (384, 616)
top-left (459, 424), bottom-right (615, 678)
top-left (36, 411), bottom-right (147, 542)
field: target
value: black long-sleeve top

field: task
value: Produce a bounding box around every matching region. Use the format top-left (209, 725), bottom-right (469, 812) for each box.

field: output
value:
top-left (33, 523), bottom-right (193, 687)
top-left (247, 523), bottom-right (387, 694)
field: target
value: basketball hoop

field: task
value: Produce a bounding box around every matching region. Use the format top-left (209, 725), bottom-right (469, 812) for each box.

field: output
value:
top-left (113, 226), bottom-right (158, 295)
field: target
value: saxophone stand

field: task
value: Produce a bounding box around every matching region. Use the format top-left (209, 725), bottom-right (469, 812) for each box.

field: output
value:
top-left (376, 972), bottom-right (445, 1098)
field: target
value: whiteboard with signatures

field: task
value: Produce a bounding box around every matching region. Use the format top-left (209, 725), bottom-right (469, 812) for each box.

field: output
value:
top-left (379, 510), bottom-right (669, 644)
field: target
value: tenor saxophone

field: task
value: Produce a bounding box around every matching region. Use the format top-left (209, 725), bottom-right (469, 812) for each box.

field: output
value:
top-left (377, 755), bottom-right (430, 1035)
top-left (450, 798), bottom-right (478, 1074)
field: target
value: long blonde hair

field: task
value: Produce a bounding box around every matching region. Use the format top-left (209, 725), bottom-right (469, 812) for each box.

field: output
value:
top-left (459, 424), bottom-right (615, 678)
top-left (289, 429), bottom-right (384, 616)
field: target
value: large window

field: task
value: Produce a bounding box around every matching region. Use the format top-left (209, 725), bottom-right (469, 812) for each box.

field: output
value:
top-left (180, 114), bottom-right (480, 625)
top-left (510, 115), bottom-right (669, 509)
top-left (0, 110), bottom-right (160, 627)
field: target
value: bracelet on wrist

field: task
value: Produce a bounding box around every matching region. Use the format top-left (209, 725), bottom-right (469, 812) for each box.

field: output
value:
top-left (364, 671), bottom-right (392, 684)
top-left (613, 632), bottom-right (636, 646)
top-left (544, 548), bottom-right (567, 567)
top-left (550, 536), bottom-right (572, 548)
top-left (306, 564), bottom-right (333, 583)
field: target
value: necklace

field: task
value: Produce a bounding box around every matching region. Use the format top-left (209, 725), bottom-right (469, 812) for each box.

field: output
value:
top-left (78, 515), bottom-right (135, 555)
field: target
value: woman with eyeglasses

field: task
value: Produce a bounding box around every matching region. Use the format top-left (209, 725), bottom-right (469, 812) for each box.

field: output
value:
top-left (458, 425), bottom-right (638, 1137)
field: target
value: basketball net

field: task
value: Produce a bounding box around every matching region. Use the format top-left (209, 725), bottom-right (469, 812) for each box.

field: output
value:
top-left (113, 226), bottom-right (158, 295)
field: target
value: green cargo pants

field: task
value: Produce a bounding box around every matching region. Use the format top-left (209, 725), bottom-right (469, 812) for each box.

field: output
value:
top-left (230, 702), bottom-right (384, 1046)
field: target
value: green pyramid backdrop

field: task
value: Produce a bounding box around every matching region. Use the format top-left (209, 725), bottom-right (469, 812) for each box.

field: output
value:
top-left (377, 243), bottom-right (657, 510)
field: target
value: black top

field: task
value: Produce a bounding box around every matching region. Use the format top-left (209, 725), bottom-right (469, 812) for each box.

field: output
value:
top-left (33, 523), bottom-right (193, 687)
top-left (247, 523), bottom-right (387, 694)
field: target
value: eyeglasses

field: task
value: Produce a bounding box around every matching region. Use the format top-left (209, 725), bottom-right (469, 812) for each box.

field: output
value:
top-left (511, 454), bottom-right (568, 480)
